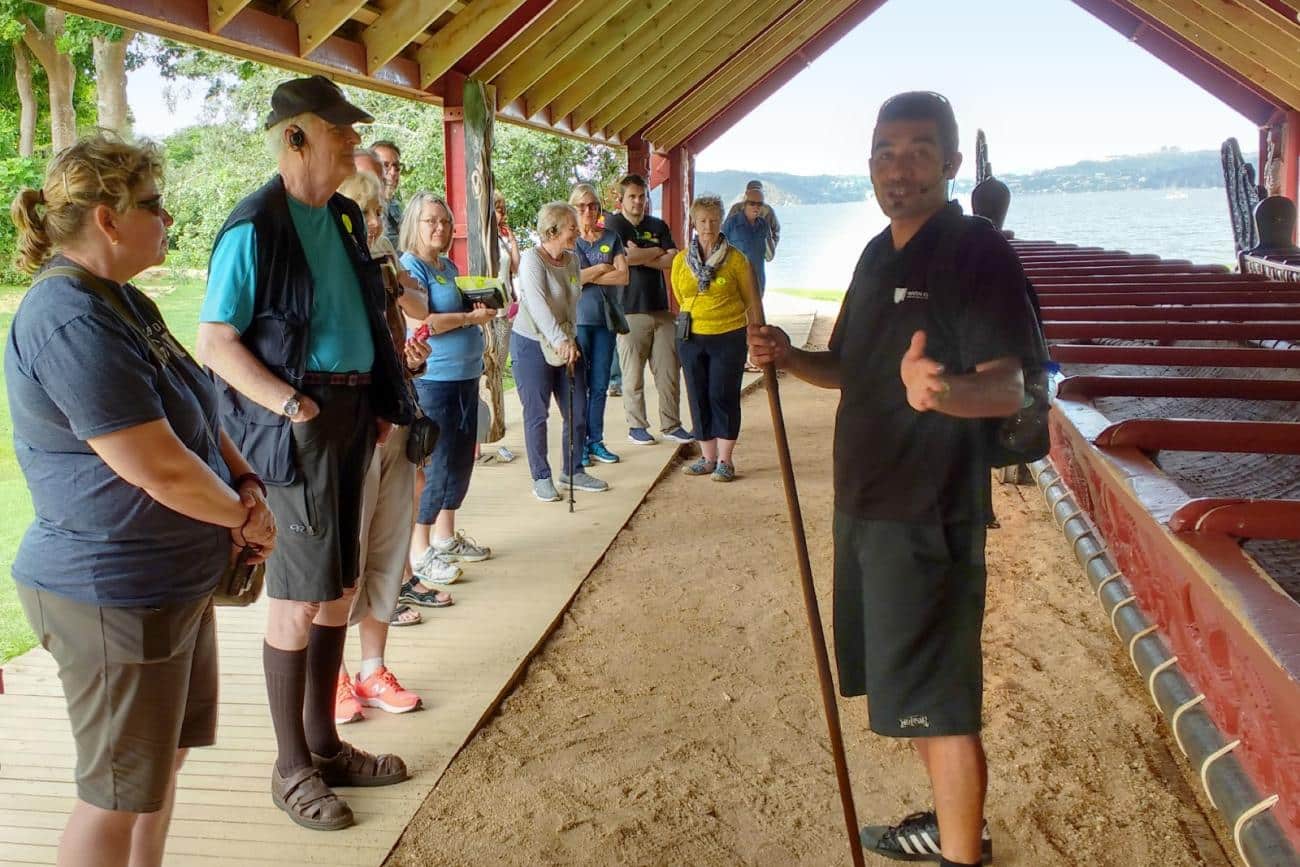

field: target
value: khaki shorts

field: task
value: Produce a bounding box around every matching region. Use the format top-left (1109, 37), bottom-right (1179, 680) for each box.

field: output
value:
top-left (17, 585), bottom-right (218, 813)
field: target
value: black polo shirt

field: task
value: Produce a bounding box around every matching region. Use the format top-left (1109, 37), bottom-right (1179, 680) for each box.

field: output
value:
top-left (829, 202), bottom-right (1039, 523)
top-left (605, 212), bottom-right (676, 314)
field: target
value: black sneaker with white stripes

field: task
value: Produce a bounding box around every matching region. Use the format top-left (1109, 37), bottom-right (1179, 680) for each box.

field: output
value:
top-left (859, 810), bottom-right (993, 863)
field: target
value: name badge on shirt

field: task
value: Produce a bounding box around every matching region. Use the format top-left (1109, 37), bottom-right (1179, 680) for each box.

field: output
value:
top-left (599, 244), bottom-right (611, 253)
top-left (436, 275), bottom-right (448, 285)
top-left (716, 276), bottom-right (727, 286)
top-left (894, 287), bottom-right (929, 304)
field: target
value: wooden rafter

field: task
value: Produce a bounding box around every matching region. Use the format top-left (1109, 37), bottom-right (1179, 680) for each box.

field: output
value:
top-left (472, 0), bottom-right (579, 81)
top-left (646, 0), bottom-right (863, 147)
top-left (208, 0), bottom-right (255, 33)
top-left (1198, 0), bottom-right (1300, 61)
top-left (289, 0), bottom-right (368, 58)
top-left (1177, 0), bottom-right (1300, 87)
top-left (361, 0), bottom-right (458, 72)
top-left (1125, 0), bottom-right (1300, 108)
top-left (588, 0), bottom-right (800, 135)
top-left (491, 0), bottom-right (639, 105)
top-left (567, 0), bottom-right (755, 129)
top-left (520, 0), bottom-right (679, 118)
top-left (417, 0), bottom-right (533, 86)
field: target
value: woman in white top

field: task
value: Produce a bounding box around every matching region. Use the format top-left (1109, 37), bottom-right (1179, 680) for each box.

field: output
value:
top-left (510, 202), bottom-right (609, 501)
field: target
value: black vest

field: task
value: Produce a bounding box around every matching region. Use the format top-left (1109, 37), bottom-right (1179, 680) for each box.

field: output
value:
top-left (209, 175), bottom-right (415, 484)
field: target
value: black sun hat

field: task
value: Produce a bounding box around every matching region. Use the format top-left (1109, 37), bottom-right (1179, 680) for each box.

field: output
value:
top-left (264, 75), bottom-right (374, 130)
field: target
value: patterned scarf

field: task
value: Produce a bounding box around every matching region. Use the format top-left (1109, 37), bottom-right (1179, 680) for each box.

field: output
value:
top-left (686, 233), bottom-right (730, 292)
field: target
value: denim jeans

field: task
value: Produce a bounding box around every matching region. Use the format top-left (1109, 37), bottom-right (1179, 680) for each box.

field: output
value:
top-left (576, 324), bottom-right (615, 447)
top-left (510, 332), bottom-right (587, 479)
top-left (413, 377), bottom-right (478, 523)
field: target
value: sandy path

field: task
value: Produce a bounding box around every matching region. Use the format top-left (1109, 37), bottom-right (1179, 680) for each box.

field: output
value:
top-left (389, 320), bottom-right (1233, 866)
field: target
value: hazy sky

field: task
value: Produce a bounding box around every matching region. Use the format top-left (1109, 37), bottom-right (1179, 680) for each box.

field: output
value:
top-left (129, 0), bottom-right (1261, 178)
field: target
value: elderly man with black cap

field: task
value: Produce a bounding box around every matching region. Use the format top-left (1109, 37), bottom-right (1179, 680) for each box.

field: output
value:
top-left (197, 75), bottom-right (416, 831)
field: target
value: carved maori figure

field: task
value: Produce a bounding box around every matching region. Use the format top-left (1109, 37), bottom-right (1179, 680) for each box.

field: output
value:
top-left (1221, 137), bottom-right (1260, 256)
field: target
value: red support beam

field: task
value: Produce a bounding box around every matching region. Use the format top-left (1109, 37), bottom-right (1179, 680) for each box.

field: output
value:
top-left (681, 0), bottom-right (890, 152)
top-left (1044, 304), bottom-right (1300, 321)
top-left (626, 136), bottom-right (651, 180)
top-left (1066, 0), bottom-right (1283, 122)
top-left (1093, 418), bottom-right (1300, 455)
top-left (1045, 320), bottom-right (1300, 339)
top-left (1056, 375), bottom-right (1300, 401)
top-left (1169, 498), bottom-right (1300, 541)
top-left (443, 70), bottom-right (469, 272)
top-left (1049, 344), bottom-right (1300, 367)
top-left (659, 145), bottom-right (693, 257)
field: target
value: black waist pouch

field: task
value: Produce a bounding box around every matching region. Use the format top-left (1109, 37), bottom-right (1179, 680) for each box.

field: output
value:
top-left (674, 311), bottom-right (692, 342)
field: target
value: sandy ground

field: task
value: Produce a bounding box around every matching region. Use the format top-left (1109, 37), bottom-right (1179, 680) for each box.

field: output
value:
top-left (388, 318), bottom-right (1234, 867)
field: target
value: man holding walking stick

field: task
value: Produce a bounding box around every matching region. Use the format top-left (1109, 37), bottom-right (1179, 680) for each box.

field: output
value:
top-left (748, 92), bottom-right (1040, 866)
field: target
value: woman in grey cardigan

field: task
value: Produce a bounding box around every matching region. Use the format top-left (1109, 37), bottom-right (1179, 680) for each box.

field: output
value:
top-left (511, 201), bottom-right (610, 501)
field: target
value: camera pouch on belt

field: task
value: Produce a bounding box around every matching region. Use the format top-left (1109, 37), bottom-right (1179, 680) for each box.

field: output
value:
top-left (674, 310), bottom-right (692, 342)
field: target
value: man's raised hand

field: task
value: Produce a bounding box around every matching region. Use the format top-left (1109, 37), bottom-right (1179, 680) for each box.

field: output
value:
top-left (900, 331), bottom-right (948, 412)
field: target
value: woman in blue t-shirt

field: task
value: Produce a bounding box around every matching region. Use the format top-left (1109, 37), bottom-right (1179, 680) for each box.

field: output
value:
top-left (568, 183), bottom-right (628, 466)
top-left (5, 135), bottom-right (276, 866)
top-left (399, 193), bottom-right (496, 597)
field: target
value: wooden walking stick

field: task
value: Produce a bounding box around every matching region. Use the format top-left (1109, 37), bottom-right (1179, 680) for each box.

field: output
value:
top-left (758, 321), bottom-right (864, 867)
top-left (567, 360), bottom-right (576, 514)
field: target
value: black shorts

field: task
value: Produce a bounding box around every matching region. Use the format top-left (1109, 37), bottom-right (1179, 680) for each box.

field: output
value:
top-left (266, 385), bottom-right (376, 603)
top-left (832, 512), bottom-right (987, 738)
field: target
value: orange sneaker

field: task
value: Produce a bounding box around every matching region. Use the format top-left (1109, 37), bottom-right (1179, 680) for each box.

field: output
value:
top-left (334, 672), bottom-right (364, 725)
top-left (353, 666), bottom-right (422, 715)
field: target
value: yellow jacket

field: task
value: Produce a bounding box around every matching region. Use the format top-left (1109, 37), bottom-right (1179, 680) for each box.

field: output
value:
top-left (670, 247), bottom-right (756, 335)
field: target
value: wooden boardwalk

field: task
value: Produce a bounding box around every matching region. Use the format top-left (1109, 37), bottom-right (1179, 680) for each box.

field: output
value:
top-left (0, 306), bottom-right (816, 866)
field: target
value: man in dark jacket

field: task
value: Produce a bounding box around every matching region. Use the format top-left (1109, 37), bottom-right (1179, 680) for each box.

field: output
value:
top-left (198, 75), bottom-right (415, 832)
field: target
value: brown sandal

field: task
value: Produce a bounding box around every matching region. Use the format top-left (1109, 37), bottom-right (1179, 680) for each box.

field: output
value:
top-left (272, 765), bottom-right (354, 831)
top-left (313, 741), bottom-right (408, 787)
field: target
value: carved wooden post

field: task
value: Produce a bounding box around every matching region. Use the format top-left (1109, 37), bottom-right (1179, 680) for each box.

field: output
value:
top-left (463, 78), bottom-right (499, 278)
top-left (1221, 137), bottom-right (1261, 261)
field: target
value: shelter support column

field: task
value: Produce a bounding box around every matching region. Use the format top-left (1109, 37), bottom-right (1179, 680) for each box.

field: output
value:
top-left (626, 136), bottom-right (651, 180)
top-left (1284, 111), bottom-right (1300, 239)
top-left (443, 73), bottom-right (498, 274)
top-left (659, 145), bottom-right (693, 252)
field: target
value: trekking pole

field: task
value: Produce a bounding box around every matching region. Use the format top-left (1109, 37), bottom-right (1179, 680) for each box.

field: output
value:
top-left (758, 321), bottom-right (864, 867)
top-left (567, 361), bottom-right (576, 514)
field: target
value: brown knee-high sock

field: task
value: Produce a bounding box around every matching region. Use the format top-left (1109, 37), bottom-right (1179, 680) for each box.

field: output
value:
top-left (263, 642), bottom-right (313, 776)
top-left (303, 624), bottom-right (347, 758)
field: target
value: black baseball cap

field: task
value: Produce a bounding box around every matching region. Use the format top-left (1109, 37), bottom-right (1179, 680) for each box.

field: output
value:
top-left (264, 75), bottom-right (374, 130)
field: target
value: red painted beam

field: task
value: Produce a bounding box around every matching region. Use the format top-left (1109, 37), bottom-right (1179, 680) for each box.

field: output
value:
top-left (1046, 321), bottom-right (1300, 339)
top-left (1169, 498), bottom-right (1300, 540)
top-left (1034, 279), bottom-right (1275, 292)
top-left (1025, 264), bottom-right (1223, 277)
top-left (1039, 291), bottom-right (1300, 306)
top-left (680, 0), bottom-right (891, 152)
top-left (1066, 0), bottom-right (1283, 120)
top-left (443, 71), bottom-right (469, 273)
top-left (1056, 375), bottom-right (1300, 401)
top-left (1034, 273), bottom-right (1263, 285)
top-left (1044, 304), bottom-right (1300, 321)
top-left (1050, 344), bottom-right (1300, 368)
top-left (1094, 418), bottom-right (1300, 454)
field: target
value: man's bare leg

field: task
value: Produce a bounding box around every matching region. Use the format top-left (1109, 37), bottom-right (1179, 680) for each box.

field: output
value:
top-left (915, 734), bottom-right (987, 864)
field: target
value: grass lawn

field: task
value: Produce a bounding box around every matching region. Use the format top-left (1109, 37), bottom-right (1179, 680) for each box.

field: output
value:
top-left (770, 287), bottom-right (846, 303)
top-left (0, 270), bottom-right (515, 662)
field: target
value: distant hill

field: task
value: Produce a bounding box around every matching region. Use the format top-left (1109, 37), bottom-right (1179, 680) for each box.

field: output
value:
top-left (698, 148), bottom-right (1254, 204)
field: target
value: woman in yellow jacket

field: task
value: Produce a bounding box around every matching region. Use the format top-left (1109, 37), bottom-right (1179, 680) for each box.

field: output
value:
top-left (671, 194), bottom-right (762, 482)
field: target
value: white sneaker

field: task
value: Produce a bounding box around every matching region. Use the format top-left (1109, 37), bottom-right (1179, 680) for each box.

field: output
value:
top-left (434, 531), bottom-right (491, 562)
top-left (414, 551), bottom-right (462, 585)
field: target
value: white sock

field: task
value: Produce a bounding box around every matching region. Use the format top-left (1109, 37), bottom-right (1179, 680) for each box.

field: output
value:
top-left (359, 657), bottom-right (384, 680)
top-left (433, 535), bottom-right (453, 550)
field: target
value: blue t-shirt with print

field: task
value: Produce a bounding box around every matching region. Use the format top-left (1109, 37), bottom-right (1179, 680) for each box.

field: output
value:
top-left (200, 196), bottom-right (376, 373)
top-left (400, 253), bottom-right (484, 382)
top-left (574, 229), bottom-right (626, 327)
top-left (722, 212), bottom-right (768, 292)
top-left (5, 259), bottom-right (231, 606)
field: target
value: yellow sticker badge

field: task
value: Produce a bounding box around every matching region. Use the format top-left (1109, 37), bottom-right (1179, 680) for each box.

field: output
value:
top-left (341, 214), bottom-right (353, 234)
top-left (436, 274), bottom-right (448, 284)
top-left (599, 244), bottom-right (611, 253)
top-left (716, 276), bottom-right (727, 286)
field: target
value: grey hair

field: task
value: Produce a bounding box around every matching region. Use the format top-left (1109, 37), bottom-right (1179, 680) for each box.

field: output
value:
top-left (568, 182), bottom-right (599, 206)
top-left (353, 147), bottom-right (382, 174)
top-left (536, 200), bottom-right (578, 240)
top-left (689, 194), bottom-right (724, 222)
top-left (337, 170), bottom-right (382, 214)
top-left (266, 113), bottom-right (315, 160)
top-left (399, 190), bottom-right (451, 254)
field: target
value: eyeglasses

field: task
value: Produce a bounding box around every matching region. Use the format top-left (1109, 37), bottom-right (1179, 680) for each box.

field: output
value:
top-left (576, 202), bottom-right (602, 211)
top-left (744, 200), bottom-right (763, 207)
top-left (379, 161), bottom-right (402, 172)
top-left (419, 218), bottom-right (450, 226)
top-left (134, 195), bottom-right (166, 216)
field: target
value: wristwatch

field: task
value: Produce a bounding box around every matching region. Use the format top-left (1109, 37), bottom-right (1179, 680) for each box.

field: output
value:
top-left (282, 392), bottom-right (302, 418)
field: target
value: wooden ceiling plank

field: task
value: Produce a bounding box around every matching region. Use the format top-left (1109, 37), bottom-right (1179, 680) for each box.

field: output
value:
top-left (521, 0), bottom-right (680, 118)
top-left (1128, 0), bottom-right (1300, 106)
top-left (566, 0), bottom-right (752, 129)
top-left (208, 0), bottom-right (255, 32)
top-left (1178, 0), bottom-right (1300, 82)
top-left (491, 0), bottom-right (641, 104)
top-left (610, 0), bottom-right (818, 141)
top-left (472, 0), bottom-right (581, 82)
top-left (646, 0), bottom-right (858, 147)
top-left (417, 0), bottom-right (533, 86)
top-left (587, 0), bottom-right (798, 134)
top-left (1199, 0), bottom-right (1300, 62)
top-left (361, 0), bottom-right (458, 71)
top-left (290, 0), bottom-right (369, 57)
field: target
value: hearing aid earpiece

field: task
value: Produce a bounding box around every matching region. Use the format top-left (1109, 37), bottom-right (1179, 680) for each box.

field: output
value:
top-left (288, 127), bottom-right (306, 150)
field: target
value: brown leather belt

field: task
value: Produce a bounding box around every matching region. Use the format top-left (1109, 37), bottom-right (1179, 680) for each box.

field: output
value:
top-left (301, 371), bottom-right (372, 387)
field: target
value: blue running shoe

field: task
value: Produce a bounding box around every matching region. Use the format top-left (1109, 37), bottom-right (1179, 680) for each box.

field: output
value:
top-left (627, 428), bottom-right (656, 445)
top-left (588, 442), bottom-right (620, 463)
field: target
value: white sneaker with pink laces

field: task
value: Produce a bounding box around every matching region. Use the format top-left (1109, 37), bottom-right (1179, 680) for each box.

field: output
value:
top-left (353, 666), bottom-right (422, 714)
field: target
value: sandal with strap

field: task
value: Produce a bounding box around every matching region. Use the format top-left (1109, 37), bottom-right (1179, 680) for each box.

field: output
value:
top-left (313, 741), bottom-right (408, 788)
top-left (388, 603), bottom-right (422, 627)
top-left (271, 765), bottom-right (354, 831)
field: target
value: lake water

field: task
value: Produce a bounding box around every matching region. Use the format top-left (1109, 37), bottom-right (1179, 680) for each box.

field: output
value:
top-left (762, 188), bottom-right (1235, 291)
